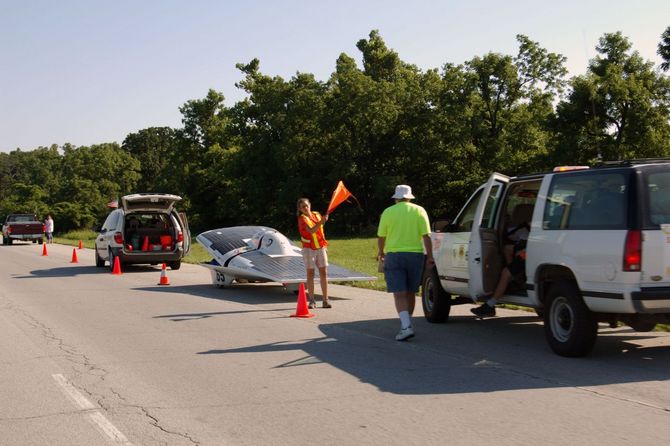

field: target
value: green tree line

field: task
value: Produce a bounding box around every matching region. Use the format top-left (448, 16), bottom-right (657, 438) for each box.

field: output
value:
top-left (2, 29), bottom-right (670, 236)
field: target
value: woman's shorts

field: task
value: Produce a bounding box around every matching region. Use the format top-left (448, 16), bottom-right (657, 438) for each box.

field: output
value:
top-left (302, 247), bottom-right (328, 269)
top-left (383, 252), bottom-right (425, 293)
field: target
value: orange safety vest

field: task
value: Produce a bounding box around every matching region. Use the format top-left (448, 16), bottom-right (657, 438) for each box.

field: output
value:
top-left (298, 211), bottom-right (328, 250)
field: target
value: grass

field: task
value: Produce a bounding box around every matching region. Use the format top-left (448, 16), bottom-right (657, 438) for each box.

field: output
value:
top-left (54, 230), bottom-right (668, 331)
top-left (322, 237), bottom-right (386, 291)
top-left (54, 230), bottom-right (97, 249)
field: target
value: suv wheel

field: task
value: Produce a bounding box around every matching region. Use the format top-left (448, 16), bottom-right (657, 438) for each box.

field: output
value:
top-left (543, 282), bottom-right (597, 357)
top-left (421, 266), bottom-right (451, 323)
top-left (168, 260), bottom-right (181, 270)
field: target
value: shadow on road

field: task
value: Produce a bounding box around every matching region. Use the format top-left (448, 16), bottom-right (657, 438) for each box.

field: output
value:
top-left (196, 314), bottom-right (670, 395)
top-left (18, 264), bottom-right (165, 278)
top-left (138, 282), bottom-right (351, 307)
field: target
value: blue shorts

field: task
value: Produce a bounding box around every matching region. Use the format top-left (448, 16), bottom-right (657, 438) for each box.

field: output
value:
top-left (383, 252), bottom-right (425, 293)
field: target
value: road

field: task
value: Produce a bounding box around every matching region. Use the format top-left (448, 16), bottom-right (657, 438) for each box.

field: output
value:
top-left (1, 242), bottom-right (669, 445)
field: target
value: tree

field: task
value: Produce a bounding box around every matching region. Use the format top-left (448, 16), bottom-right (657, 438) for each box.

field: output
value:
top-left (227, 59), bottom-right (329, 232)
top-left (122, 127), bottom-right (179, 193)
top-left (553, 32), bottom-right (670, 163)
top-left (454, 35), bottom-right (566, 179)
top-left (59, 143), bottom-right (141, 228)
top-left (175, 89), bottom-right (235, 230)
top-left (658, 25), bottom-right (670, 71)
top-left (0, 146), bottom-right (62, 218)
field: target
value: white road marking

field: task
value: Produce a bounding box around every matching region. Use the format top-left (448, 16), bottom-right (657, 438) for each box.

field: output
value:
top-left (52, 373), bottom-right (95, 410)
top-left (52, 374), bottom-right (132, 445)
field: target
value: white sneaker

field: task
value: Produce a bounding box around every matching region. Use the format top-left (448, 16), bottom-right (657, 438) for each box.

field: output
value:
top-left (395, 326), bottom-right (415, 341)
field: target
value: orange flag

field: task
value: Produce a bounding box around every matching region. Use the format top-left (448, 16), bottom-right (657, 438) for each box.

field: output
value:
top-left (327, 181), bottom-right (357, 214)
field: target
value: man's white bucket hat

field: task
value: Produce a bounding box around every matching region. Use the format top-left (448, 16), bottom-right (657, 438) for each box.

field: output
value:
top-left (391, 184), bottom-right (415, 200)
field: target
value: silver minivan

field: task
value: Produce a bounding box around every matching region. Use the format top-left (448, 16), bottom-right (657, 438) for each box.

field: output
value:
top-left (95, 193), bottom-right (191, 270)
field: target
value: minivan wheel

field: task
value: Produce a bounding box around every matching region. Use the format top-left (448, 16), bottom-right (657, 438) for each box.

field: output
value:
top-left (108, 249), bottom-right (117, 272)
top-left (543, 282), bottom-right (597, 357)
top-left (421, 266), bottom-right (451, 323)
top-left (95, 246), bottom-right (105, 267)
top-left (168, 260), bottom-right (181, 270)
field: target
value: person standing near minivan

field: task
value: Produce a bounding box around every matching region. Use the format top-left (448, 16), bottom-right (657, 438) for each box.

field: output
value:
top-left (377, 185), bottom-right (434, 341)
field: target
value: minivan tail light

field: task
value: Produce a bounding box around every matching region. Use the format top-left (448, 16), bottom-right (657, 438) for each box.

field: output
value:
top-left (177, 230), bottom-right (183, 243)
top-left (623, 230), bottom-right (641, 272)
top-left (114, 232), bottom-right (124, 244)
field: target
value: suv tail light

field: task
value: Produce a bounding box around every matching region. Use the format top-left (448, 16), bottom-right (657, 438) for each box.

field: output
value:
top-left (42, 224), bottom-right (46, 232)
top-left (114, 232), bottom-right (124, 244)
top-left (623, 230), bottom-right (641, 272)
top-left (177, 230), bottom-right (184, 243)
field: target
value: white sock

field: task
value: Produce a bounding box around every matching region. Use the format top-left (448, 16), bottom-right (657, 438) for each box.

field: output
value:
top-left (486, 298), bottom-right (497, 307)
top-left (399, 311), bottom-right (411, 329)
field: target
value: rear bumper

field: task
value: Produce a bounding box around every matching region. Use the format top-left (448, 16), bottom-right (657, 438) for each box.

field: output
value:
top-left (631, 287), bottom-right (670, 313)
top-left (8, 234), bottom-right (43, 240)
top-left (115, 248), bottom-right (184, 264)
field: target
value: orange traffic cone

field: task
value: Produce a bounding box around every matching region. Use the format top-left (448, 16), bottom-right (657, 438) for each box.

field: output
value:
top-left (290, 283), bottom-right (315, 318)
top-left (70, 248), bottom-right (79, 263)
top-left (42, 243), bottom-right (48, 256)
top-left (157, 263), bottom-right (170, 285)
top-left (111, 256), bottom-right (122, 275)
top-left (141, 236), bottom-right (149, 251)
top-left (78, 239), bottom-right (83, 250)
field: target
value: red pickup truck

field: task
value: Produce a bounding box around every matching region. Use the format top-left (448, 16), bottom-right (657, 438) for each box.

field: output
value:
top-left (2, 214), bottom-right (45, 245)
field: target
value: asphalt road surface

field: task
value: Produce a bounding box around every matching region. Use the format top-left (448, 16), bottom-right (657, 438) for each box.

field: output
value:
top-left (1, 242), bottom-right (669, 445)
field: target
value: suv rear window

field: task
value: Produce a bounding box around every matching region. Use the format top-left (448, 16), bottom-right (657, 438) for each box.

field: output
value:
top-left (543, 171), bottom-right (629, 230)
top-left (643, 168), bottom-right (670, 227)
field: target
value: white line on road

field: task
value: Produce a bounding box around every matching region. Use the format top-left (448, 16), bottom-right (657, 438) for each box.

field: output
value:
top-left (52, 373), bottom-right (132, 445)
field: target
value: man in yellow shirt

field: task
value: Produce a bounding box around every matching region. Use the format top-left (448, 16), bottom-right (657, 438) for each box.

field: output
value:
top-left (377, 185), bottom-right (434, 341)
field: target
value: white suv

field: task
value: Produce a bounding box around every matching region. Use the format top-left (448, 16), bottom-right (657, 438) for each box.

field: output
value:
top-left (423, 160), bottom-right (670, 356)
top-left (94, 194), bottom-right (191, 271)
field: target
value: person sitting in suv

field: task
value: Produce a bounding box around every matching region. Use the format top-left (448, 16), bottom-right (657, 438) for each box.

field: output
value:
top-left (471, 203), bottom-right (532, 318)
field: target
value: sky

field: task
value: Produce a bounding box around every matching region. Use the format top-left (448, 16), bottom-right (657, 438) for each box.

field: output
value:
top-left (1, 0), bottom-right (668, 152)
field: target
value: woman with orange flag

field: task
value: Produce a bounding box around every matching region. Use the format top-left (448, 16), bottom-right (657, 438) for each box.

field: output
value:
top-left (296, 198), bottom-right (331, 308)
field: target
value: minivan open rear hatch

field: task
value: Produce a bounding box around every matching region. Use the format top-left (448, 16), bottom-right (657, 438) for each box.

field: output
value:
top-left (121, 194), bottom-right (182, 213)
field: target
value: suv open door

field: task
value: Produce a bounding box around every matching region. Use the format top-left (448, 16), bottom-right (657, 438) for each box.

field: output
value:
top-left (468, 173), bottom-right (509, 299)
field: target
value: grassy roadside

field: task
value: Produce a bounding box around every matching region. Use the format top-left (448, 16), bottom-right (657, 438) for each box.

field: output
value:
top-left (55, 231), bottom-right (668, 331)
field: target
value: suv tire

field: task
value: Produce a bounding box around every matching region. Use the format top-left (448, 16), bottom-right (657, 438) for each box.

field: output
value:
top-left (421, 266), bottom-right (451, 323)
top-left (543, 282), bottom-right (597, 357)
top-left (168, 260), bottom-right (181, 270)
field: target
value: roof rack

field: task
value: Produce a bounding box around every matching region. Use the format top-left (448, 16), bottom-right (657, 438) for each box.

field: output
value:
top-left (596, 158), bottom-right (670, 168)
